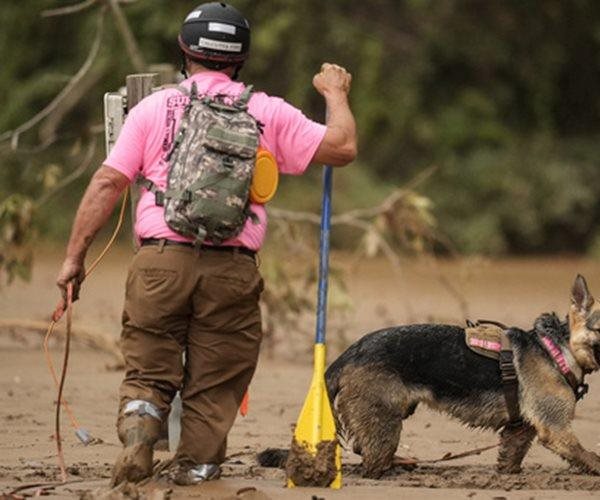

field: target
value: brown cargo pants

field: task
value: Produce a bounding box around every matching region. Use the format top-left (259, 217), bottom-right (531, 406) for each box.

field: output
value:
top-left (118, 242), bottom-right (263, 465)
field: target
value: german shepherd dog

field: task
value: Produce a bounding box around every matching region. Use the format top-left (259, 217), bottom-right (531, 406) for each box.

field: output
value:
top-left (259, 275), bottom-right (600, 478)
top-left (324, 274), bottom-right (600, 478)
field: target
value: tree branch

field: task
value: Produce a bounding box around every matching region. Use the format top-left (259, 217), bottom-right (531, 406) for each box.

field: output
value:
top-left (268, 170), bottom-right (467, 321)
top-left (333, 165), bottom-right (437, 223)
top-left (38, 58), bottom-right (107, 145)
top-left (0, 8), bottom-right (106, 150)
top-left (269, 165), bottom-right (437, 227)
top-left (41, 0), bottom-right (139, 18)
top-left (35, 138), bottom-right (98, 208)
top-left (41, 0), bottom-right (98, 17)
top-left (106, 0), bottom-right (146, 72)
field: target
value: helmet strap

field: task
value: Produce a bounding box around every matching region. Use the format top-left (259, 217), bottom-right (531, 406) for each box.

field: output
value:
top-left (180, 51), bottom-right (189, 79)
top-left (232, 63), bottom-right (244, 81)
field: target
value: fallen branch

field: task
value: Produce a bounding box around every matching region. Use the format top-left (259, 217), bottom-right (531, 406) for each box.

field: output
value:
top-left (269, 165), bottom-right (437, 227)
top-left (8, 479), bottom-right (83, 496)
top-left (392, 442), bottom-right (498, 467)
top-left (334, 165), bottom-right (437, 224)
top-left (269, 167), bottom-right (470, 321)
top-left (0, 318), bottom-right (122, 364)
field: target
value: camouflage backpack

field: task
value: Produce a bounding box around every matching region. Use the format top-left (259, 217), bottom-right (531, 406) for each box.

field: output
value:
top-left (138, 82), bottom-right (260, 245)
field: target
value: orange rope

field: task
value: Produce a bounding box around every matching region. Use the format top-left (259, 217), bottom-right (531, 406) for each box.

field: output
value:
top-left (55, 282), bottom-right (73, 483)
top-left (85, 187), bottom-right (129, 277)
top-left (44, 326), bottom-right (80, 430)
top-left (44, 188), bottom-right (129, 481)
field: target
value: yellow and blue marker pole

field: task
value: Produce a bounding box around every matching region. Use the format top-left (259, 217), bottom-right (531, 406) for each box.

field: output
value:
top-left (288, 165), bottom-right (342, 489)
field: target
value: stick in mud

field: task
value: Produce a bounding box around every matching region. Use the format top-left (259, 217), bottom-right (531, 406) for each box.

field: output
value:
top-left (285, 438), bottom-right (338, 487)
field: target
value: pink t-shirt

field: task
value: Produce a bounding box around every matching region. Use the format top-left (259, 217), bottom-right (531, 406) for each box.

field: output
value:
top-left (104, 71), bottom-right (326, 250)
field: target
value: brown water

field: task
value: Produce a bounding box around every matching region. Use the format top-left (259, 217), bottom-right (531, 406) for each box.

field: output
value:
top-left (2, 244), bottom-right (597, 336)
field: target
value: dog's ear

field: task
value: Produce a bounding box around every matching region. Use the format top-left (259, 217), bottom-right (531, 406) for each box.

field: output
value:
top-left (571, 274), bottom-right (594, 312)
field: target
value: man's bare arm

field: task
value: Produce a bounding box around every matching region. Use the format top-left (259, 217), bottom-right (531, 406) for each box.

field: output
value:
top-left (56, 165), bottom-right (130, 299)
top-left (312, 63), bottom-right (357, 167)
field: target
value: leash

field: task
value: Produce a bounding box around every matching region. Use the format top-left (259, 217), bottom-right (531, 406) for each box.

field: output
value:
top-left (44, 188), bottom-right (129, 482)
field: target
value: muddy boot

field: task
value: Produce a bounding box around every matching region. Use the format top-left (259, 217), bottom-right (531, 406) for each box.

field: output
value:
top-left (154, 418), bottom-right (170, 452)
top-left (111, 400), bottom-right (162, 487)
top-left (164, 461), bottom-right (221, 486)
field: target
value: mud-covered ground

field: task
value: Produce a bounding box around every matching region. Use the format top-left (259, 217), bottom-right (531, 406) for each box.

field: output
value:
top-left (1, 246), bottom-right (600, 498)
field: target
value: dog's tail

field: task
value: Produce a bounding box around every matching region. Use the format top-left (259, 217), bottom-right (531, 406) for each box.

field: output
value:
top-left (256, 447), bottom-right (288, 468)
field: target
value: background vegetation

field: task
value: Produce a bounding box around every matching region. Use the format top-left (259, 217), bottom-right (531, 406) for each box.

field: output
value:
top-left (2, 0), bottom-right (600, 270)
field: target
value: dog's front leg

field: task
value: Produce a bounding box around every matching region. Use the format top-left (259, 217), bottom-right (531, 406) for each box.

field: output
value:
top-left (496, 423), bottom-right (536, 473)
top-left (537, 425), bottom-right (600, 474)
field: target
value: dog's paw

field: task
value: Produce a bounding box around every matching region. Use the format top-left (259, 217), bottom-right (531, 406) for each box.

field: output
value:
top-left (495, 463), bottom-right (522, 474)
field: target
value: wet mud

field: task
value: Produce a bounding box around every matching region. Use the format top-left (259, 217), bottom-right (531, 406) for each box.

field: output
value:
top-left (284, 438), bottom-right (338, 487)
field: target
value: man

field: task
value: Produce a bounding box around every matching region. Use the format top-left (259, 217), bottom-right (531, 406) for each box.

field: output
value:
top-left (56, 2), bottom-right (356, 487)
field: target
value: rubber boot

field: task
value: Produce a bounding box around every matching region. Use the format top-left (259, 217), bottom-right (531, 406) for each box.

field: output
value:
top-left (154, 418), bottom-right (170, 452)
top-left (171, 463), bottom-right (221, 485)
top-left (111, 414), bottom-right (162, 486)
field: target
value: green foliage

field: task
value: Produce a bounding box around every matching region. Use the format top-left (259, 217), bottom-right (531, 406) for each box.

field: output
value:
top-left (427, 137), bottom-right (600, 253)
top-left (0, 194), bottom-right (35, 284)
top-left (2, 0), bottom-right (600, 257)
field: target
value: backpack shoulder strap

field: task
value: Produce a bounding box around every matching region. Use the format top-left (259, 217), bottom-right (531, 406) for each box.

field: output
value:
top-left (152, 83), bottom-right (192, 98)
top-left (235, 85), bottom-right (254, 108)
top-left (170, 82), bottom-right (196, 100)
top-left (136, 175), bottom-right (165, 206)
top-left (174, 84), bottom-right (191, 97)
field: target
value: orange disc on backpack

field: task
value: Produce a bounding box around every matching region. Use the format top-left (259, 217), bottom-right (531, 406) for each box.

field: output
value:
top-left (250, 148), bottom-right (279, 204)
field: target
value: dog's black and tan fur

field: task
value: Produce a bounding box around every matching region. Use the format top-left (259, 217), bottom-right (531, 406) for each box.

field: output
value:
top-left (258, 275), bottom-right (600, 478)
top-left (323, 275), bottom-right (600, 478)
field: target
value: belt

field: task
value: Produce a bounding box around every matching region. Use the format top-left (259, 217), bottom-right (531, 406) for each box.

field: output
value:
top-left (140, 238), bottom-right (256, 258)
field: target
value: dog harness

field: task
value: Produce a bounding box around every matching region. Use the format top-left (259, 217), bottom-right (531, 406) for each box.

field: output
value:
top-left (465, 320), bottom-right (522, 427)
top-left (465, 319), bottom-right (589, 429)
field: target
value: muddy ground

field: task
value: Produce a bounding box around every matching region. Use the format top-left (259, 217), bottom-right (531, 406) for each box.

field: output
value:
top-left (1, 245), bottom-right (600, 498)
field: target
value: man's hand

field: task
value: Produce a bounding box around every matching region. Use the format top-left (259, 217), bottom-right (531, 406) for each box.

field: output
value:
top-left (313, 63), bottom-right (352, 97)
top-left (55, 165), bottom-right (129, 302)
top-left (56, 257), bottom-right (86, 301)
top-left (311, 63), bottom-right (357, 166)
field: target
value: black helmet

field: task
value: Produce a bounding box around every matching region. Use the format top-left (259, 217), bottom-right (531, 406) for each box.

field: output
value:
top-left (178, 2), bottom-right (250, 68)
